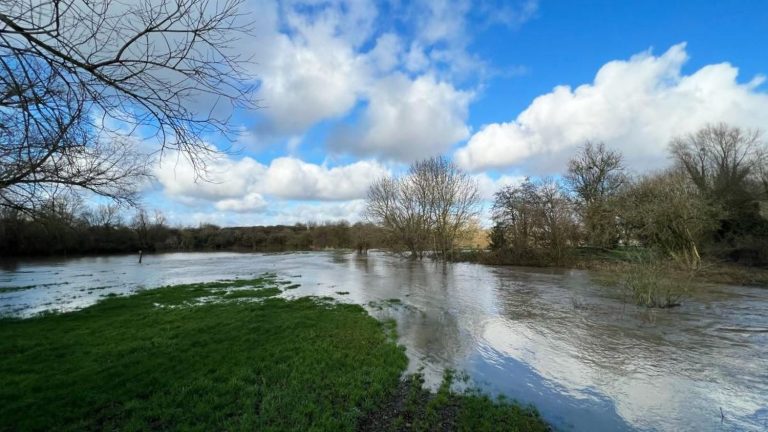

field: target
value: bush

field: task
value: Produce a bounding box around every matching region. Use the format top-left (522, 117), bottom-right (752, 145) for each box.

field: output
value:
top-left (621, 260), bottom-right (689, 308)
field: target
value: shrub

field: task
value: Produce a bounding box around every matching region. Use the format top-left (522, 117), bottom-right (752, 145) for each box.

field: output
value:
top-left (621, 260), bottom-right (689, 308)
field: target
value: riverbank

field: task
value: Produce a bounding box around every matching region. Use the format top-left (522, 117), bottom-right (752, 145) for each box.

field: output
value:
top-left (0, 275), bottom-right (548, 431)
top-left (454, 248), bottom-right (768, 287)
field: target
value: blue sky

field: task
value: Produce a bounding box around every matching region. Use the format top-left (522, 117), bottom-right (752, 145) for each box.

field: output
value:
top-left (147, 0), bottom-right (768, 227)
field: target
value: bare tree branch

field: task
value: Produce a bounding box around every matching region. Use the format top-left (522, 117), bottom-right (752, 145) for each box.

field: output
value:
top-left (0, 0), bottom-right (257, 214)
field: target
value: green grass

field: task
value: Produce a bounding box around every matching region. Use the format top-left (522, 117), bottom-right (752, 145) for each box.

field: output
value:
top-left (0, 276), bottom-right (550, 431)
top-left (620, 261), bottom-right (688, 308)
top-left (222, 287), bottom-right (282, 299)
top-left (360, 371), bottom-right (549, 432)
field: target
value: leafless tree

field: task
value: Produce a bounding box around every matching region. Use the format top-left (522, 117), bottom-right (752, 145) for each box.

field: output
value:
top-left (620, 170), bottom-right (720, 270)
top-left (491, 178), bottom-right (538, 252)
top-left (408, 157), bottom-right (481, 258)
top-left (365, 156), bottom-right (480, 259)
top-left (132, 207), bottom-right (150, 248)
top-left (670, 123), bottom-right (765, 201)
top-left (81, 202), bottom-right (122, 228)
top-left (0, 0), bottom-right (255, 214)
top-left (565, 141), bottom-right (627, 248)
top-left (670, 123), bottom-right (768, 244)
top-left (366, 176), bottom-right (430, 258)
top-left (491, 178), bottom-right (578, 264)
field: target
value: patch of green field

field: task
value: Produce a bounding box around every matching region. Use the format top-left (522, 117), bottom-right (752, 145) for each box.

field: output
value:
top-left (222, 287), bottom-right (281, 299)
top-left (0, 276), bottom-right (549, 431)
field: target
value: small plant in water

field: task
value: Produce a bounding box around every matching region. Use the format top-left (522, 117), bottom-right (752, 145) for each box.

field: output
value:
top-left (622, 260), bottom-right (688, 308)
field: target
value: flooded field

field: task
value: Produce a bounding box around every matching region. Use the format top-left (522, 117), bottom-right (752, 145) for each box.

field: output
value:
top-left (1, 251), bottom-right (766, 431)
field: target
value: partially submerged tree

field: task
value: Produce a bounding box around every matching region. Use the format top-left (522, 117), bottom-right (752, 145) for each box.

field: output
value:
top-left (619, 170), bottom-right (720, 270)
top-left (491, 178), bottom-right (578, 265)
top-left (564, 141), bottom-right (627, 248)
top-left (0, 0), bottom-right (255, 214)
top-left (365, 156), bottom-right (480, 259)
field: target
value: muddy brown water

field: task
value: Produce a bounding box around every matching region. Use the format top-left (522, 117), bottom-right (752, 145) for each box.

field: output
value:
top-left (1, 251), bottom-right (766, 431)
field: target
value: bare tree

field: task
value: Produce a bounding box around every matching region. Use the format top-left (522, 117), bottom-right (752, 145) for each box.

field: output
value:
top-left (366, 176), bottom-right (430, 258)
top-left (365, 156), bottom-right (480, 259)
top-left (491, 178), bottom-right (578, 264)
top-left (81, 202), bottom-right (122, 228)
top-left (132, 207), bottom-right (150, 249)
top-left (670, 123), bottom-right (765, 200)
top-left (491, 178), bottom-right (538, 252)
top-left (670, 123), bottom-right (768, 241)
top-left (620, 170), bottom-right (720, 270)
top-left (0, 0), bottom-right (255, 214)
top-left (565, 141), bottom-right (627, 248)
top-left (408, 157), bottom-right (480, 258)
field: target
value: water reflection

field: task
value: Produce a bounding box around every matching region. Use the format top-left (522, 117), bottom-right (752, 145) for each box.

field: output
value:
top-left (1, 251), bottom-right (766, 431)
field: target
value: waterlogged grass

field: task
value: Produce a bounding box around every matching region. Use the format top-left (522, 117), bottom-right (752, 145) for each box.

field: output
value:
top-left (0, 285), bottom-right (36, 293)
top-left (0, 281), bottom-right (71, 293)
top-left (0, 276), bottom-right (550, 431)
top-left (361, 371), bottom-right (548, 432)
top-left (620, 262), bottom-right (688, 308)
top-left (222, 287), bottom-right (282, 299)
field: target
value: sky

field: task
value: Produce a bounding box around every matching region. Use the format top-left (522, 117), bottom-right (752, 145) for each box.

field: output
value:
top-left (143, 0), bottom-right (768, 227)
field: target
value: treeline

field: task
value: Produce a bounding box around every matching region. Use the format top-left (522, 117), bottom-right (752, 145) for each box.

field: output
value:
top-left (0, 203), bottom-right (390, 257)
top-left (487, 123), bottom-right (768, 268)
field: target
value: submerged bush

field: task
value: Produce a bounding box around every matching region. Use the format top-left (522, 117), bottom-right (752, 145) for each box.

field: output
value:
top-left (621, 261), bottom-right (689, 308)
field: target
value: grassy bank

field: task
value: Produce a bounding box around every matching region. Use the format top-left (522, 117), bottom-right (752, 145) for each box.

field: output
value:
top-left (0, 276), bottom-right (548, 431)
top-left (455, 247), bottom-right (768, 287)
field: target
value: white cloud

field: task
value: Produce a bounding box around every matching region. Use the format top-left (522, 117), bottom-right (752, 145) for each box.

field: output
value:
top-left (156, 153), bottom-right (265, 202)
top-left (268, 200), bottom-right (369, 225)
top-left (259, 157), bottom-right (389, 200)
top-left (154, 152), bottom-right (389, 212)
top-left (253, 31), bottom-right (365, 134)
top-left (215, 193), bottom-right (268, 213)
top-left (455, 43), bottom-right (768, 173)
top-left (478, 0), bottom-right (539, 29)
top-left (242, 0), bottom-right (491, 161)
top-left (330, 74), bottom-right (473, 161)
top-left (473, 173), bottom-right (526, 200)
top-left (368, 33), bottom-right (403, 73)
top-left (164, 199), bottom-right (369, 227)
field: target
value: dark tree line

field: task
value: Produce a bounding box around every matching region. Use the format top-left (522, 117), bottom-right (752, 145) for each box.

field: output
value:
top-left (490, 123), bottom-right (768, 268)
top-left (0, 200), bottom-right (390, 257)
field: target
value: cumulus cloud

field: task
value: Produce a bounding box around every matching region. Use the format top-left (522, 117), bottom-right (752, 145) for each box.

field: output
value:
top-left (455, 43), bottom-right (768, 172)
top-left (259, 157), bottom-right (390, 200)
top-left (164, 199), bottom-right (369, 227)
top-left (473, 173), bottom-right (526, 200)
top-left (330, 74), bottom-right (473, 161)
top-left (154, 152), bottom-right (389, 212)
top-left (215, 193), bottom-right (268, 213)
top-left (252, 29), bottom-right (365, 134)
top-left (242, 0), bottom-right (493, 161)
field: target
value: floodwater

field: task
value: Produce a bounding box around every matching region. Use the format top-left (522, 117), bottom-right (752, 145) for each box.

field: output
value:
top-left (1, 251), bottom-right (767, 431)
